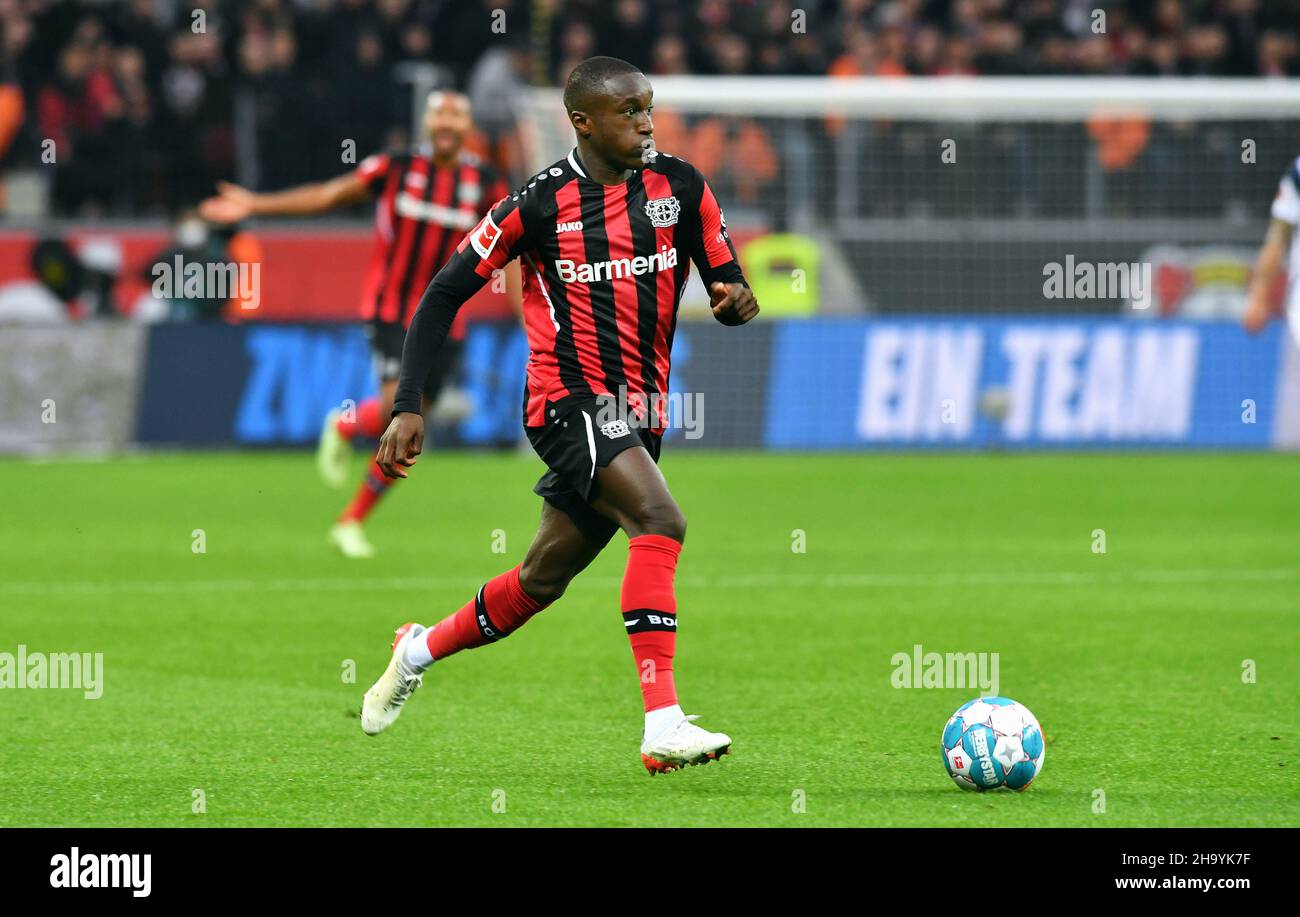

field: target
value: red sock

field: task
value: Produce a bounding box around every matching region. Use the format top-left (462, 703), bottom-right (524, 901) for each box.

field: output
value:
top-left (621, 534), bottom-right (681, 712)
top-left (339, 459), bottom-right (394, 523)
top-left (336, 397), bottom-right (385, 441)
top-left (424, 565), bottom-right (551, 661)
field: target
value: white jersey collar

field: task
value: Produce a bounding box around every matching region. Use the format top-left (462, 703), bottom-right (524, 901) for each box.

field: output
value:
top-left (567, 148), bottom-right (588, 178)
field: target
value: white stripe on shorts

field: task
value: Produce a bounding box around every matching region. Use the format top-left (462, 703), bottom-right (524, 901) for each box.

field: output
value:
top-left (581, 410), bottom-right (597, 482)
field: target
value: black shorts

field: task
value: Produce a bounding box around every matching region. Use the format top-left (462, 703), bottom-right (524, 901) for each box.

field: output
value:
top-left (366, 319), bottom-right (462, 402)
top-left (525, 393), bottom-right (663, 547)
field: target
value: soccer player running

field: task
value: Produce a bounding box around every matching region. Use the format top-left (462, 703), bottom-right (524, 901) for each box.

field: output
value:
top-left (359, 57), bottom-right (759, 774)
top-left (199, 91), bottom-right (517, 559)
top-left (1244, 155), bottom-right (1300, 341)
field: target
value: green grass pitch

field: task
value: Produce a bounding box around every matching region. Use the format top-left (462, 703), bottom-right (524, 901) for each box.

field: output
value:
top-left (1, 449), bottom-right (1297, 827)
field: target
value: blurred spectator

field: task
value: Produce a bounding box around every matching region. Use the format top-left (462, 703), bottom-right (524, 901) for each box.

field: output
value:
top-left (466, 39), bottom-right (532, 180)
top-left (0, 237), bottom-right (78, 322)
top-left (651, 34), bottom-right (690, 76)
top-left (0, 0), bottom-right (1296, 220)
top-left (138, 212), bottom-right (256, 322)
top-left (600, 0), bottom-right (654, 73)
top-left (0, 234), bottom-right (120, 321)
top-left (933, 34), bottom-right (978, 76)
top-left (38, 30), bottom-right (121, 214)
top-left (1257, 30), bottom-right (1298, 78)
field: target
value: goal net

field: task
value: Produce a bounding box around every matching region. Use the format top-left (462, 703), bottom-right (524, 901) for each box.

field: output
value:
top-left (507, 78), bottom-right (1300, 449)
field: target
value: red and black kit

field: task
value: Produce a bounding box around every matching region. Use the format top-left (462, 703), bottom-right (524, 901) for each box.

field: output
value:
top-left (394, 148), bottom-right (747, 538)
top-left (355, 147), bottom-right (507, 392)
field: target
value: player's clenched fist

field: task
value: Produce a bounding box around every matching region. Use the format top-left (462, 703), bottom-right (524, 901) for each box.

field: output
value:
top-left (375, 412), bottom-right (425, 479)
top-left (708, 281), bottom-right (759, 326)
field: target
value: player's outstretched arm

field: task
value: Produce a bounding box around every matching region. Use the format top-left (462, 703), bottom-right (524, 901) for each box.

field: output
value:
top-left (1244, 218), bottom-right (1292, 334)
top-left (199, 172), bottom-right (372, 223)
top-left (709, 281), bottom-right (759, 326)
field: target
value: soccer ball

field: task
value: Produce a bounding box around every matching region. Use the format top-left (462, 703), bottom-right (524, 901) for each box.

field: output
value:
top-left (941, 697), bottom-right (1045, 791)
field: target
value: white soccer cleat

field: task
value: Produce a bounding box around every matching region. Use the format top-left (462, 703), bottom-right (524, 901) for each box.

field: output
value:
top-left (640, 714), bottom-right (732, 775)
top-left (316, 409), bottom-right (350, 489)
top-left (360, 623), bottom-right (426, 735)
top-left (329, 520), bottom-right (375, 559)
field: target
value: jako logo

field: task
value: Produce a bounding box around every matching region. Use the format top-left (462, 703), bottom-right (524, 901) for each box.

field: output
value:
top-left (50, 848), bottom-right (151, 897)
top-left (555, 245), bottom-right (677, 284)
top-left (556, 220), bottom-right (583, 233)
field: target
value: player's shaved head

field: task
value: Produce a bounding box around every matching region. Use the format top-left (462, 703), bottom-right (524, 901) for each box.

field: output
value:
top-left (563, 56), bottom-right (643, 115)
top-left (425, 90), bottom-right (470, 115)
top-left (563, 56), bottom-right (655, 177)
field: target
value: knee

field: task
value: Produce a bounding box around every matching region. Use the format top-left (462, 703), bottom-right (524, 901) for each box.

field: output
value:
top-left (517, 560), bottom-right (570, 606)
top-left (626, 498), bottom-right (687, 542)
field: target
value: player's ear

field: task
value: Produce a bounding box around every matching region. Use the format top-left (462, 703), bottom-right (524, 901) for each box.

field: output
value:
top-left (569, 109), bottom-right (591, 138)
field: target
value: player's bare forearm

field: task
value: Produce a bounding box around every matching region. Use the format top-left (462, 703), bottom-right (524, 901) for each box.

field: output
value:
top-left (1254, 221), bottom-right (1290, 284)
top-left (1244, 219), bottom-right (1292, 333)
top-left (200, 174), bottom-right (370, 223)
top-left (708, 280), bottom-right (760, 326)
top-left (253, 173), bottom-right (370, 215)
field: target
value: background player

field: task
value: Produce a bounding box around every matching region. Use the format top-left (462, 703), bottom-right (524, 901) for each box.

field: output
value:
top-left (358, 57), bottom-right (759, 774)
top-left (200, 91), bottom-right (519, 558)
top-left (1244, 155), bottom-right (1300, 346)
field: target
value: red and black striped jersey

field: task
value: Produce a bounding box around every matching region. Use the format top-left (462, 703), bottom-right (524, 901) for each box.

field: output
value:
top-left (355, 148), bottom-right (508, 334)
top-left (441, 148), bottom-right (745, 430)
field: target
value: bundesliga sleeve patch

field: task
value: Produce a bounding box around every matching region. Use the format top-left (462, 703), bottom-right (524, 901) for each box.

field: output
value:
top-left (469, 211), bottom-right (502, 259)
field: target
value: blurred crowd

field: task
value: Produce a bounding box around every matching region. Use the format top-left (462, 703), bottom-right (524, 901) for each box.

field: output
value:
top-left (1, 0), bottom-right (1299, 217)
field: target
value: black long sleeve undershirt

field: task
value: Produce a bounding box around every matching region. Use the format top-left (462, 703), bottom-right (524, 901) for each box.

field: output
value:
top-left (695, 257), bottom-right (746, 289)
top-left (392, 255), bottom-right (488, 416)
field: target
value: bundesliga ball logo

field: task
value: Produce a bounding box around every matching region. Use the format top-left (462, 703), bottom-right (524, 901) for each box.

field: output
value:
top-left (941, 697), bottom-right (1045, 791)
